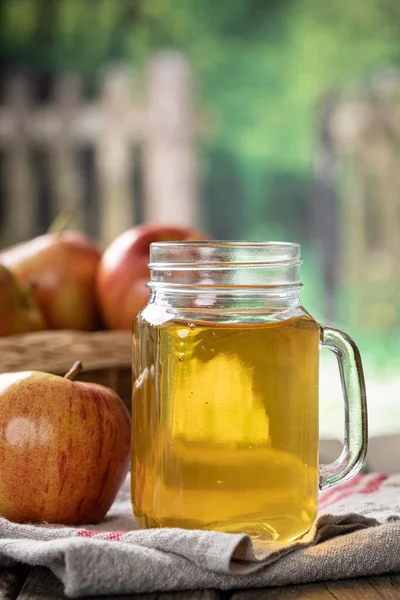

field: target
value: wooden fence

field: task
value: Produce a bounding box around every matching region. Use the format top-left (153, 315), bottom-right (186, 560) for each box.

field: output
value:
top-left (314, 71), bottom-right (400, 330)
top-left (0, 52), bottom-right (198, 247)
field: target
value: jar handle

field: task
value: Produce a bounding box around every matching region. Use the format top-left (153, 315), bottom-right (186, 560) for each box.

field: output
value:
top-left (319, 325), bottom-right (368, 490)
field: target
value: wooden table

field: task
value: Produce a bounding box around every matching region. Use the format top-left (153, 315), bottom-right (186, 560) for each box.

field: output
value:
top-left (1, 566), bottom-right (399, 599)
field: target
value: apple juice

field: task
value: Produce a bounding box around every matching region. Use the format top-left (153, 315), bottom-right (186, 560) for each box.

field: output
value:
top-left (131, 313), bottom-right (320, 542)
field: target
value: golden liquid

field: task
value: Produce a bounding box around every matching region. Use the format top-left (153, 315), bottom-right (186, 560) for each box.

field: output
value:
top-left (131, 312), bottom-right (320, 542)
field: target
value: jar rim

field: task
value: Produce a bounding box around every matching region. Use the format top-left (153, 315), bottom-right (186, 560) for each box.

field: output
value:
top-left (150, 240), bottom-right (300, 249)
top-left (148, 241), bottom-right (302, 289)
top-left (149, 241), bottom-right (301, 267)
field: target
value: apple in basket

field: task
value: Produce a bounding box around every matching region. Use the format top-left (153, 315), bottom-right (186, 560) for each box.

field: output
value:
top-left (0, 362), bottom-right (130, 525)
top-left (96, 223), bottom-right (210, 330)
top-left (0, 263), bottom-right (45, 336)
top-left (0, 227), bottom-right (101, 331)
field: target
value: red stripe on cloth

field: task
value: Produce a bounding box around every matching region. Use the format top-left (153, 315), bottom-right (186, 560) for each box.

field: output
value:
top-left (76, 530), bottom-right (98, 538)
top-left (76, 530), bottom-right (127, 541)
top-left (320, 473), bottom-right (386, 510)
top-left (319, 473), bottom-right (364, 509)
top-left (102, 532), bottom-right (126, 541)
top-left (359, 473), bottom-right (388, 494)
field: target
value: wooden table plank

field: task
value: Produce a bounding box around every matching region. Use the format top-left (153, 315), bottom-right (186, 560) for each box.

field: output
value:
top-left (135, 593), bottom-right (222, 600)
top-left (0, 566), bottom-right (29, 600)
top-left (324, 575), bottom-right (400, 599)
top-left (16, 568), bottom-right (400, 600)
top-left (232, 583), bottom-right (334, 599)
top-left (231, 575), bottom-right (400, 599)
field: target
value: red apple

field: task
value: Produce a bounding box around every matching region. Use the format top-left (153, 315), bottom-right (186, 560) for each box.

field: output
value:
top-left (0, 263), bottom-right (45, 336)
top-left (0, 362), bottom-right (130, 525)
top-left (96, 224), bottom-right (209, 330)
top-left (0, 231), bottom-right (101, 331)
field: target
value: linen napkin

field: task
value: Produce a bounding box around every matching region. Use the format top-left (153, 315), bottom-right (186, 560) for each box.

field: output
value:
top-left (0, 472), bottom-right (399, 597)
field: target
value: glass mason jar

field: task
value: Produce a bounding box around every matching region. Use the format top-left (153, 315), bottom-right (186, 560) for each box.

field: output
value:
top-left (131, 242), bottom-right (368, 542)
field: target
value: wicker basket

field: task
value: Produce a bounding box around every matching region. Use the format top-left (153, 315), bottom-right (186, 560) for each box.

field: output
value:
top-left (0, 330), bottom-right (132, 409)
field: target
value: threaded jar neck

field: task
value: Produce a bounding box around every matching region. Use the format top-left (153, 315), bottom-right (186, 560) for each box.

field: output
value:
top-left (148, 241), bottom-right (302, 295)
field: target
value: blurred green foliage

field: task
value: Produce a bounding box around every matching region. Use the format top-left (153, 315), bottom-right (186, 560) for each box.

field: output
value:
top-left (2, 0), bottom-right (400, 197)
top-left (2, 0), bottom-right (400, 366)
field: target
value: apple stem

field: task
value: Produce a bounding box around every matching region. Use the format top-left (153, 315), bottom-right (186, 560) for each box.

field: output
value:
top-left (48, 210), bottom-right (76, 236)
top-left (64, 361), bottom-right (83, 381)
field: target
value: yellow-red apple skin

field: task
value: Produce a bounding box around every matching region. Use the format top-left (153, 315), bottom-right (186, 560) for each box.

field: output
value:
top-left (0, 371), bottom-right (131, 525)
top-left (0, 232), bottom-right (101, 331)
top-left (0, 264), bottom-right (45, 336)
top-left (96, 224), bottom-right (209, 330)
